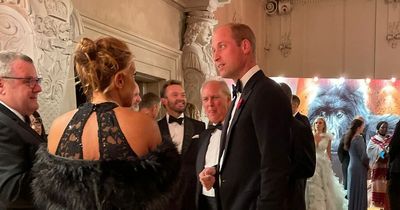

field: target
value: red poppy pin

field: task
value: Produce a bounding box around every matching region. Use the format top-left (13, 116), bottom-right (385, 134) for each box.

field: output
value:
top-left (236, 98), bottom-right (244, 109)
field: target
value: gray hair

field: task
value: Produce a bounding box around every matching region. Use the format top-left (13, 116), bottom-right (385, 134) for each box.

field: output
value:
top-left (200, 77), bottom-right (231, 100)
top-left (0, 51), bottom-right (33, 76)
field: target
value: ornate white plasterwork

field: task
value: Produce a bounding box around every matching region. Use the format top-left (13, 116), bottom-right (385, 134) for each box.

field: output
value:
top-left (0, 0), bottom-right (83, 130)
top-left (386, 1), bottom-right (400, 48)
top-left (182, 10), bottom-right (217, 114)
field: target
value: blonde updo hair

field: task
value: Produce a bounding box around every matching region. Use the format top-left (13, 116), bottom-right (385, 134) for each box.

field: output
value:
top-left (74, 37), bottom-right (133, 97)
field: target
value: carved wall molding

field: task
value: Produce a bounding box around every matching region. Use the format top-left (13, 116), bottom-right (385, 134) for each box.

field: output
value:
top-left (0, 0), bottom-right (83, 130)
top-left (386, 1), bottom-right (400, 48)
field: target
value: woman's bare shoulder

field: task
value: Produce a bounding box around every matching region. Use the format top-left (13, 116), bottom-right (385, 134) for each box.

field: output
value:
top-left (47, 109), bottom-right (78, 154)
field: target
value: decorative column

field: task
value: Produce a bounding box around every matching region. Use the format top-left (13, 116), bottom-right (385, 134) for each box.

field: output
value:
top-left (182, 10), bottom-right (217, 116)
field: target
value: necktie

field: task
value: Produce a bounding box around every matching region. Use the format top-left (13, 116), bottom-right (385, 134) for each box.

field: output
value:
top-left (169, 116), bottom-right (184, 125)
top-left (232, 80), bottom-right (242, 98)
top-left (208, 123), bottom-right (222, 131)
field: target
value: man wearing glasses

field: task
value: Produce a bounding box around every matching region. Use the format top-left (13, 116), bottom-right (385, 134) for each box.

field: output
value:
top-left (0, 51), bottom-right (45, 209)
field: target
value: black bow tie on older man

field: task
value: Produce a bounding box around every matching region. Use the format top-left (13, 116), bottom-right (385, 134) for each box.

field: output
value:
top-left (232, 80), bottom-right (242, 98)
top-left (168, 116), bottom-right (184, 125)
top-left (207, 123), bottom-right (222, 131)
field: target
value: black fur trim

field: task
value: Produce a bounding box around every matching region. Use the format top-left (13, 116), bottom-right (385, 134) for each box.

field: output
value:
top-left (31, 140), bottom-right (181, 210)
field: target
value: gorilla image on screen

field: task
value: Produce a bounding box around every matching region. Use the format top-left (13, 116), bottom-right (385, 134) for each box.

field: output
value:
top-left (308, 81), bottom-right (398, 153)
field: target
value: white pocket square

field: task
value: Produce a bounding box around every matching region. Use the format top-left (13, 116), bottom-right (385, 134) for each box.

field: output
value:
top-left (192, 134), bottom-right (200, 139)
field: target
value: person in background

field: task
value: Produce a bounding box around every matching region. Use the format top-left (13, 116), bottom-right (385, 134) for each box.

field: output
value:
top-left (279, 82), bottom-right (316, 210)
top-left (0, 51), bottom-right (45, 209)
top-left (197, 78), bottom-right (231, 210)
top-left (292, 94), bottom-right (311, 128)
top-left (158, 79), bottom-right (205, 210)
top-left (139, 92), bottom-right (161, 120)
top-left (345, 118), bottom-right (369, 210)
top-left (388, 119), bottom-right (400, 210)
top-left (367, 121), bottom-right (391, 209)
top-left (306, 116), bottom-right (347, 210)
top-left (131, 81), bottom-right (141, 111)
top-left (338, 115), bottom-right (365, 193)
top-left (31, 37), bottom-right (180, 209)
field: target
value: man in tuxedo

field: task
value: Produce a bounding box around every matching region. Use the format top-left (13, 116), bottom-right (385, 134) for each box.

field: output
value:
top-left (0, 51), bottom-right (46, 209)
top-left (205, 23), bottom-right (293, 210)
top-left (292, 95), bottom-right (311, 128)
top-left (280, 83), bottom-right (316, 210)
top-left (131, 81), bottom-right (141, 111)
top-left (139, 92), bottom-right (160, 120)
top-left (196, 79), bottom-right (231, 210)
top-left (158, 79), bottom-right (205, 210)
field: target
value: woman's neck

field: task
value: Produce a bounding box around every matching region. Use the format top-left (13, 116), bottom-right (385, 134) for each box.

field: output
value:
top-left (91, 92), bottom-right (120, 106)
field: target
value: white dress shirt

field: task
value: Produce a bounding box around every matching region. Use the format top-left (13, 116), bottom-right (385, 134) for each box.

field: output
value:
top-left (202, 126), bottom-right (221, 197)
top-left (167, 113), bottom-right (185, 153)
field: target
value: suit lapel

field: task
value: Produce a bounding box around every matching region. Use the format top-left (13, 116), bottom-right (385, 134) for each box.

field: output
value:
top-left (0, 103), bottom-right (44, 144)
top-left (219, 70), bottom-right (264, 171)
top-left (197, 129), bottom-right (213, 173)
top-left (182, 117), bottom-right (195, 155)
top-left (158, 116), bottom-right (172, 141)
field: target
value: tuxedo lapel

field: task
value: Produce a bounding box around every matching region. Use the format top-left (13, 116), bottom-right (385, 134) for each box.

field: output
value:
top-left (196, 129), bottom-right (213, 173)
top-left (219, 70), bottom-right (263, 171)
top-left (182, 117), bottom-right (195, 155)
top-left (158, 116), bottom-right (172, 141)
top-left (0, 103), bottom-right (44, 144)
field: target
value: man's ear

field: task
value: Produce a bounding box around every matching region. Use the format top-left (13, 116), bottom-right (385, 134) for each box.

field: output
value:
top-left (161, 98), bottom-right (169, 108)
top-left (241, 39), bottom-right (252, 55)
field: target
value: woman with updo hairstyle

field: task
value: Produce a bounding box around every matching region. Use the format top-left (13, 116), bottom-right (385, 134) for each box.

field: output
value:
top-left (31, 37), bottom-right (180, 210)
top-left (345, 118), bottom-right (369, 210)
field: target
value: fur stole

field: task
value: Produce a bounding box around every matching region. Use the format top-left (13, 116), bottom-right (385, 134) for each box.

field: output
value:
top-left (31, 140), bottom-right (180, 210)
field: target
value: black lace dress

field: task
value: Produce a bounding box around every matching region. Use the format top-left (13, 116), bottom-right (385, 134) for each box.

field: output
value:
top-left (32, 102), bottom-right (180, 210)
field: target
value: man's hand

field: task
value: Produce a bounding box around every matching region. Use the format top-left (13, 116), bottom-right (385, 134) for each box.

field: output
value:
top-left (199, 167), bottom-right (216, 191)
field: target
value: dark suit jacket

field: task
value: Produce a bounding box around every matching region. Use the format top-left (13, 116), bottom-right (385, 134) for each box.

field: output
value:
top-left (287, 117), bottom-right (315, 210)
top-left (337, 135), bottom-right (349, 189)
top-left (218, 70), bottom-right (292, 210)
top-left (389, 120), bottom-right (400, 176)
top-left (0, 103), bottom-right (45, 209)
top-left (294, 112), bottom-right (311, 128)
top-left (158, 116), bottom-right (205, 210)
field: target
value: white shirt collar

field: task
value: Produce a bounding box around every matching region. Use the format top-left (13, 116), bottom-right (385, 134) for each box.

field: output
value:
top-left (0, 100), bottom-right (26, 122)
top-left (239, 65), bottom-right (260, 89)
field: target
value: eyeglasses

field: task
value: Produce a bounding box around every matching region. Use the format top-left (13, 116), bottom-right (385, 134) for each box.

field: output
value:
top-left (1, 76), bottom-right (42, 88)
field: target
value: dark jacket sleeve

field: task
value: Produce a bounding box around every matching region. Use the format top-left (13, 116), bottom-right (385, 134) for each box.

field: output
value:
top-left (337, 136), bottom-right (347, 163)
top-left (291, 118), bottom-right (316, 178)
top-left (0, 123), bottom-right (34, 207)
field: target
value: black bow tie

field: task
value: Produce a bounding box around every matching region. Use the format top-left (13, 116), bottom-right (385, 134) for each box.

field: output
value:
top-left (169, 116), bottom-right (184, 125)
top-left (208, 123), bottom-right (222, 131)
top-left (232, 80), bottom-right (242, 98)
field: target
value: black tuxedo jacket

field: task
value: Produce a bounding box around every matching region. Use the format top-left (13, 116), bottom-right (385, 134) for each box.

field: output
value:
top-left (287, 117), bottom-right (315, 210)
top-left (295, 112), bottom-right (311, 128)
top-left (158, 116), bottom-right (205, 210)
top-left (218, 70), bottom-right (292, 210)
top-left (0, 103), bottom-right (45, 209)
top-left (195, 128), bottom-right (220, 209)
